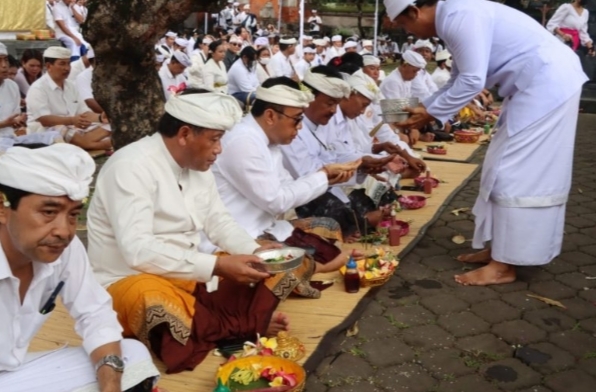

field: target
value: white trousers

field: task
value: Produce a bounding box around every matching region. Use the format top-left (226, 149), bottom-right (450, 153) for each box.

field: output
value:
top-left (0, 340), bottom-right (160, 392)
top-left (57, 31), bottom-right (89, 58)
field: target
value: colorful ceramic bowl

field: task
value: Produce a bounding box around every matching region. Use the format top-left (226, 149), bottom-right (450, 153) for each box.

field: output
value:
top-left (379, 220), bottom-right (410, 236)
top-left (414, 176), bottom-right (440, 189)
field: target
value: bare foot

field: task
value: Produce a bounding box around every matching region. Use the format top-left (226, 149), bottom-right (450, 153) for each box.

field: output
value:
top-left (267, 312), bottom-right (290, 336)
top-left (456, 248), bottom-right (492, 264)
top-left (454, 260), bottom-right (516, 286)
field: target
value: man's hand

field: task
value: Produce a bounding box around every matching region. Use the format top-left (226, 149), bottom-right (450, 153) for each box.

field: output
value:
top-left (1, 113), bottom-right (22, 129)
top-left (214, 254), bottom-right (271, 284)
top-left (404, 154), bottom-right (426, 173)
top-left (360, 155), bottom-right (396, 174)
top-left (72, 113), bottom-right (92, 129)
top-left (371, 141), bottom-right (401, 155)
top-left (321, 159), bottom-right (361, 184)
top-left (408, 129), bottom-right (421, 146)
top-left (395, 106), bottom-right (435, 131)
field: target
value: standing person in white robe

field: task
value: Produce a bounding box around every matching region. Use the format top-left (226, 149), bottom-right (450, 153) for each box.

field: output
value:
top-left (0, 144), bottom-right (160, 391)
top-left (386, 0), bottom-right (588, 285)
top-left (308, 10), bottom-right (322, 34)
top-left (211, 77), bottom-right (359, 264)
top-left (268, 38), bottom-right (297, 78)
top-left (546, 0), bottom-right (594, 55)
top-left (432, 50), bottom-right (451, 88)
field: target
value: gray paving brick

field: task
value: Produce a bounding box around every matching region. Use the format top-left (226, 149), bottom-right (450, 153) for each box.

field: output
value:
top-left (360, 337), bottom-right (415, 367)
top-left (376, 363), bottom-right (437, 392)
top-left (528, 280), bottom-right (576, 300)
top-left (327, 380), bottom-right (382, 392)
top-left (523, 308), bottom-right (577, 333)
top-left (455, 333), bottom-right (514, 358)
top-left (437, 374), bottom-right (502, 392)
top-left (516, 267), bottom-right (554, 283)
top-left (516, 342), bottom-right (576, 375)
top-left (470, 299), bottom-right (521, 324)
top-left (541, 258), bottom-right (578, 275)
top-left (451, 286), bottom-right (499, 304)
top-left (550, 330), bottom-right (596, 358)
top-left (481, 358), bottom-right (542, 390)
top-left (317, 353), bottom-right (373, 385)
top-left (555, 271), bottom-right (596, 290)
top-left (559, 297), bottom-right (596, 320)
top-left (544, 369), bottom-right (596, 392)
top-left (418, 348), bottom-right (475, 379)
top-left (384, 305), bottom-right (436, 328)
top-left (402, 325), bottom-right (455, 352)
top-left (356, 316), bottom-right (397, 340)
top-left (421, 294), bottom-right (470, 315)
top-left (492, 320), bottom-right (548, 345)
top-left (560, 250), bottom-right (596, 265)
top-left (438, 312), bottom-right (490, 338)
top-left (420, 254), bottom-right (463, 271)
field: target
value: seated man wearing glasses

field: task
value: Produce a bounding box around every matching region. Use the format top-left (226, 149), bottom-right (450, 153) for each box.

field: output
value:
top-left (211, 77), bottom-right (360, 281)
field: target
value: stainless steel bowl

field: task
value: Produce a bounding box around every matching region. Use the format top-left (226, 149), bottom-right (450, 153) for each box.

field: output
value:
top-left (380, 98), bottom-right (419, 114)
top-left (254, 247), bottom-right (305, 274)
top-left (382, 112), bottom-right (410, 123)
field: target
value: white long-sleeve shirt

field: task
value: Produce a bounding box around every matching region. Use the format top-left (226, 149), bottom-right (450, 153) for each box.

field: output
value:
top-left (268, 51), bottom-right (294, 78)
top-left (158, 64), bottom-right (187, 100)
top-left (187, 51), bottom-right (209, 88)
top-left (546, 3), bottom-right (592, 46)
top-left (87, 133), bottom-right (260, 289)
top-left (227, 60), bottom-right (259, 95)
top-left (431, 67), bottom-right (451, 89)
top-left (199, 59), bottom-right (228, 93)
top-left (0, 237), bottom-right (122, 371)
top-left (380, 69), bottom-right (412, 99)
top-left (410, 69), bottom-right (438, 101)
top-left (0, 79), bottom-right (20, 137)
top-left (212, 115), bottom-right (329, 240)
top-left (424, 0), bottom-right (587, 137)
top-left (294, 59), bottom-right (313, 81)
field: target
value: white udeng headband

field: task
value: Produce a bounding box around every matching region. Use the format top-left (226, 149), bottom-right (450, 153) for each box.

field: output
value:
top-left (255, 85), bottom-right (314, 108)
top-left (303, 70), bottom-right (351, 99)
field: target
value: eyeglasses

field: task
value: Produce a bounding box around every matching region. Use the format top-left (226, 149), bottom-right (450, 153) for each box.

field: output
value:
top-left (272, 108), bottom-right (303, 126)
top-left (230, 43), bottom-right (241, 47)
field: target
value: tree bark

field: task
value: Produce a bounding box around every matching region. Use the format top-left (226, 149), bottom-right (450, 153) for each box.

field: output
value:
top-left (84, 0), bottom-right (196, 149)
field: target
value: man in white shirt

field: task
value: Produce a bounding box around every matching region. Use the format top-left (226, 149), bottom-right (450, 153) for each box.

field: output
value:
top-left (0, 44), bottom-right (25, 139)
top-left (0, 144), bottom-right (159, 391)
top-left (401, 35), bottom-right (415, 53)
top-left (313, 39), bottom-right (327, 65)
top-left (410, 38), bottom-right (438, 100)
top-left (432, 50), bottom-right (452, 89)
top-left (227, 47), bottom-right (259, 105)
top-left (219, 0), bottom-right (234, 30)
top-left (291, 35), bottom-right (313, 64)
top-left (308, 10), bottom-right (322, 34)
top-left (67, 46), bottom-right (94, 83)
top-left (344, 41), bottom-right (358, 54)
top-left (87, 91), bottom-right (289, 373)
top-left (326, 35), bottom-right (345, 61)
top-left (52, 0), bottom-right (87, 60)
top-left (269, 37), bottom-right (297, 79)
top-left (158, 50), bottom-right (190, 100)
top-left (213, 77), bottom-right (359, 264)
top-left (359, 40), bottom-right (374, 55)
top-left (281, 67), bottom-right (393, 241)
top-left (156, 31), bottom-right (177, 59)
top-left (27, 47), bottom-right (111, 151)
top-left (76, 65), bottom-right (104, 114)
top-left (294, 46), bottom-right (316, 81)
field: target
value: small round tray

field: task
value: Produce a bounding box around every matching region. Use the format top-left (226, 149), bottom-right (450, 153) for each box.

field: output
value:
top-left (398, 195), bottom-right (427, 210)
top-left (379, 220), bottom-right (410, 237)
top-left (414, 176), bottom-right (440, 188)
top-left (254, 247), bottom-right (305, 274)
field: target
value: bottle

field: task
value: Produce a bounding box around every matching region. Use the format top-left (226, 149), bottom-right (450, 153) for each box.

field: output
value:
top-left (388, 217), bottom-right (401, 246)
top-left (344, 257), bottom-right (361, 293)
top-left (483, 123), bottom-right (491, 135)
top-left (424, 170), bottom-right (433, 195)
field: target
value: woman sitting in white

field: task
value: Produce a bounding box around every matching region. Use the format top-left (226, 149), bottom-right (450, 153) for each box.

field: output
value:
top-left (256, 47), bottom-right (271, 84)
top-left (197, 40), bottom-right (228, 93)
top-left (228, 46), bottom-right (260, 106)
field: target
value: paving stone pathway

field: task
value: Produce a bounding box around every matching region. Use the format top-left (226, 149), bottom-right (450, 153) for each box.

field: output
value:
top-left (307, 114), bottom-right (596, 392)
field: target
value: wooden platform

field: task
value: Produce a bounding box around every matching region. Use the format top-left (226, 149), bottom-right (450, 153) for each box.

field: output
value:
top-left (29, 161), bottom-right (479, 392)
top-left (414, 134), bottom-right (489, 163)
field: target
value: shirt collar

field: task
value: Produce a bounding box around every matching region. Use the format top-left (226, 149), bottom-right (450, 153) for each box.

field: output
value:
top-left (243, 114), bottom-right (271, 146)
top-left (0, 242), bottom-right (64, 281)
top-left (45, 73), bottom-right (62, 91)
top-left (152, 133), bottom-right (185, 179)
top-left (333, 108), bottom-right (346, 126)
top-left (302, 115), bottom-right (317, 132)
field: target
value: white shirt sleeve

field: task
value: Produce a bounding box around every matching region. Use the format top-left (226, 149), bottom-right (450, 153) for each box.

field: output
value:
top-left (281, 132), bottom-right (325, 178)
top-left (217, 136), bottom-right (328, 216)
top-left (546, 4), bottom-right (569, 34)
top-left (26, 83), bottom-right (52, 120)
top-left (60, 237), bottom-right (123, 355)
top-left (201, 61), bottom-right (216, 91)
top-left (76, 69), bottom-right (93, 101)
top-left (380, 74), bottom-right (408, 99)
top-left (579, 10), bottom-right (592, 46)
top-left (229, 62), bottom-right (259, 92)
top-left (423, 8), bottom-right (491, 124)
top-left (268, 55), bottom-right (285, 78)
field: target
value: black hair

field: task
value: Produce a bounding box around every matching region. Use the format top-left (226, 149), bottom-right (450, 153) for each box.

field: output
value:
top-left (157, 88), bottom-right (212, 137)
top-left (251, 77), bottom-right (301, 117)
top-left (0, 184), bottom-right (31, 210)
top-left (194, 34), bottom-right (205, 50)
top-left (437, 59), bottom-right (446, 66)
top-left (399, 0), bottom-right (440, 16)
top-left (240, 46), bottom-right (258, 71)
top-left (302, 65), bottom-right (343, 96)
top-left (21, 49), bottom-right (43, 83)
top-left (208, 40), bottom-right (225, 60)
top-left (341, 52), bottom-right (364, 67)
top-left (7, 55), bottom-right (19, 69)
top-left (279, 43), bottom-right (291, 52)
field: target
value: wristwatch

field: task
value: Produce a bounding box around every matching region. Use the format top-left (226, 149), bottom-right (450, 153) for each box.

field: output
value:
top-left (95, 354), bottom-right (125, 373)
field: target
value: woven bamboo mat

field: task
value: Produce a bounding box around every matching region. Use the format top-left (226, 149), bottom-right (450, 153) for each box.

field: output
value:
top-left (414, 134), bottom-right (489, 162)
top-left (29, 161), bottom-right (479, 392)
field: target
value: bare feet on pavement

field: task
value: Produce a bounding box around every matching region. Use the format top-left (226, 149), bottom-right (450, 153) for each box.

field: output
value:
top-left (454, 260), bottom-right (516, 286)
top-left (267, 312), bottom-right (290, 336)
top-left (456, 248), bottom-right (492, 264)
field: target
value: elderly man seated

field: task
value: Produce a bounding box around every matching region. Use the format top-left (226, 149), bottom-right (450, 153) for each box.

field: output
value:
top-left (158, 50), bottom-right (191, 100)
top-left (87, 91), bottom-right (296, 374)
top-left (26, 47), bottom-right (111, 151)
top-left (212, 77), bottom-right (360, 270)
top-left (0, 144), bottom-right (160, 391)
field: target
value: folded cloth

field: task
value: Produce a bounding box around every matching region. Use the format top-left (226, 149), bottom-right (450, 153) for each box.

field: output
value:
top-left (559, 28), bottom-right (580, 51)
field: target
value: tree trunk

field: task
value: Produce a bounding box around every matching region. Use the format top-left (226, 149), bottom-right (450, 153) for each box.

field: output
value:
top-left (356, 1), bottom-right (366, 38)
top-left (85, 0), bottom-right (195, 150)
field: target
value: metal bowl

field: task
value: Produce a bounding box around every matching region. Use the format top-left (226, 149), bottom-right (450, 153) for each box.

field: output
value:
top-left (254, 247), bottom-right (305, 274)
top-left (382, 112), bottom-right (410, 123)
top-left (380, 98), bottom-right (420, 114)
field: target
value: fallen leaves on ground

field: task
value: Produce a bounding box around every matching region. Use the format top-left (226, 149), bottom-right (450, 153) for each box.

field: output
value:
top-left (452, 235), bottom-right (467, 245)
top-left (346, 322), bottom-right (359, 337)
top-left (527, 294), bottom-right (567, 309)
top-left (451, 207), bottom-right (470, 216)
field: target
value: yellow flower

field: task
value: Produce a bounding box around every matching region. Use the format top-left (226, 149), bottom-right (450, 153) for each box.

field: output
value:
top-left (260, 337), bottom-right (278, 350)
top-left (269, 376), bottom-right (285, 387)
